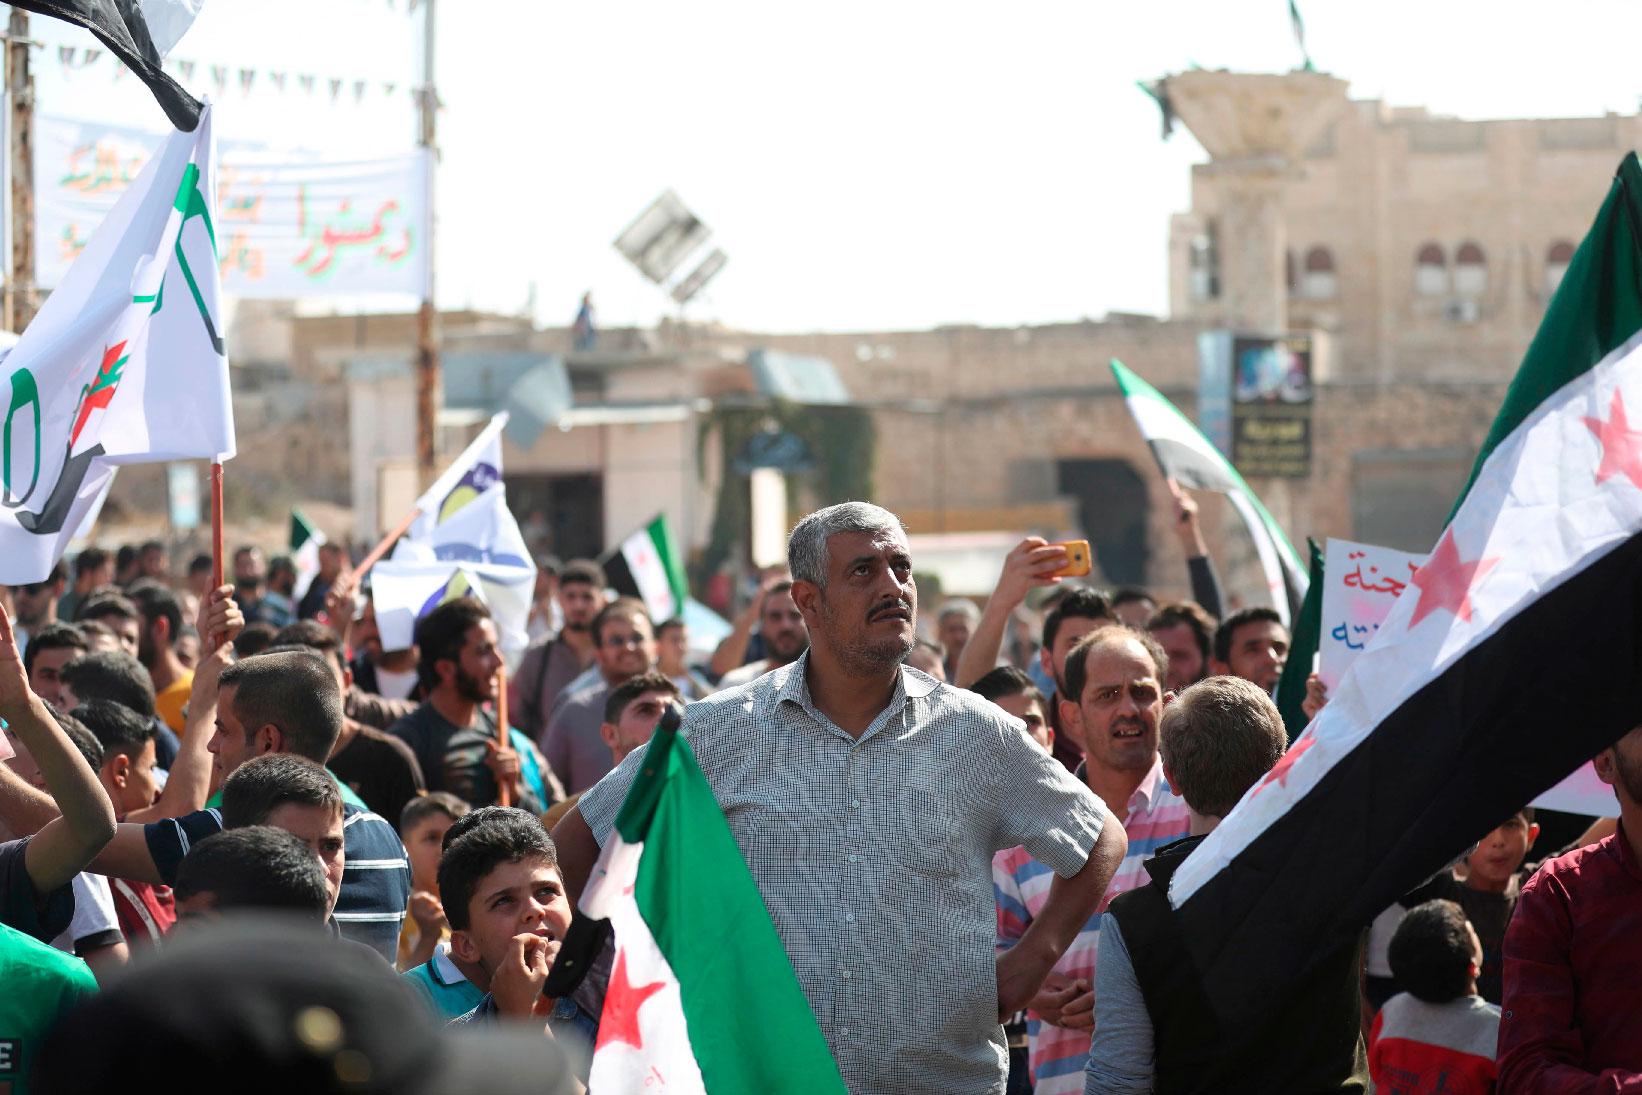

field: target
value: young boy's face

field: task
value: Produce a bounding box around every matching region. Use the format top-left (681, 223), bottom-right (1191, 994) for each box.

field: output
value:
top-left (405, 812), bottom-right (457, 893)
top-left (452, 856), bottom-right (571, 975)
top-left (1466, 813), bottom-right (1539, 888)
top-left (265, 801), bottom-right (346, 916)
top-left (99, 739), bottom-right (159, 819)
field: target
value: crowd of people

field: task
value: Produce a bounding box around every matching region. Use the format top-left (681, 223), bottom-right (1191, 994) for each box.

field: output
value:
top-left (0, 501), bottom-right (1636, 1094)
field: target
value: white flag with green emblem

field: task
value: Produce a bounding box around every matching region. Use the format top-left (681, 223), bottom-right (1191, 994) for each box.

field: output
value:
top-left (0, 103), bottom-right (231, 584)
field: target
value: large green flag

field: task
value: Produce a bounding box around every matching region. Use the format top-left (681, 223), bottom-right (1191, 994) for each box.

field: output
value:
top-left (1272, 538), bottom-right (1323, 742)
top-left (580, 714), bottom-right (846, 1094)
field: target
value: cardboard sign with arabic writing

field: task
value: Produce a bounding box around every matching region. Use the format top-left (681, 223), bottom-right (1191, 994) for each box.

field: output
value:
top-left (1319, 538), bottom-right (1426, 690)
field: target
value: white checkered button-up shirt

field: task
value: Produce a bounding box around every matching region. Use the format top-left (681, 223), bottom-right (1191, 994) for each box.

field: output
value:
top-left (577, 653), bottom-right (1110, 1094)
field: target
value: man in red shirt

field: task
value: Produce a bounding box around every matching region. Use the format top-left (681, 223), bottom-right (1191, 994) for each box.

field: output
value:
top-left (1497, 725), bottom-right (1642, 1090)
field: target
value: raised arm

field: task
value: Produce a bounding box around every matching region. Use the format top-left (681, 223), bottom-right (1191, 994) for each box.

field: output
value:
top-left (955, 538), bottom-right (1066, 688)
top-left (707, 576), bottom-right (782, 679)
top-left (0, 611), bottom-right (117, 895)
top-left (1169, 480), bottom-right (1224, 620)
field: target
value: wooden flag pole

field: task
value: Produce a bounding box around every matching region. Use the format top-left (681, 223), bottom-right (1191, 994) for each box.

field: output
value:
top-left (347, 506), bottom-right (422, 586)
top-left (209, 462), bottom-right (225, 654)
top-left (494, 666), bottom-right (513, 808)
top-left (209, 462), bottom-right (225, 589)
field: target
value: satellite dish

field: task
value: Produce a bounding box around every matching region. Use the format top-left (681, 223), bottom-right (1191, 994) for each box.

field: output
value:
top-left (670, 248), bottom-right (727, 304)
top-left (614, 190), bottom-right (713, 285)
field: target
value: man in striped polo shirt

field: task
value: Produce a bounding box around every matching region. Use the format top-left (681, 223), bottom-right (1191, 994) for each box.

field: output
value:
top-left (52, 650), bottom-right (410, 960)
top-left (995, 626), bottom-right (1190, 1095)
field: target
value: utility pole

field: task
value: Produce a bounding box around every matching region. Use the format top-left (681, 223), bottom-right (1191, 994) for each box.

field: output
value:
top-left (5, 8), bottom-right (34, 333)
top-left (413, 0), bottom-right (439, 483)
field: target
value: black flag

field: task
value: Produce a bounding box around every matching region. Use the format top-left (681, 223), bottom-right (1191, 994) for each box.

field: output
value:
top-left (12, 1), bottom-right (202, 129)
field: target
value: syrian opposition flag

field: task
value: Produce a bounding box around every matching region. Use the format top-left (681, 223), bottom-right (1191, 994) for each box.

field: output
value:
top-left (372, 413), bottom-right (536, 653)
top-left (15, 1), bottom-right (205, 129)
top-left (603, 514), bottom-right (689, 624)
top-left (581, 710), bottom-right (846, 1095)
top-left (1166, 151), bottom-right (1642, 1034)
top-left (0, 105), bottom-right (232, 584)
top-left (1111, 359), bottom-right (1307, 623)
top-left (290, 508), bottom-right (327, 601)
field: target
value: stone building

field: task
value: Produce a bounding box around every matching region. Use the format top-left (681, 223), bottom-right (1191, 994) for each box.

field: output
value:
top-left (159, 70), bottom-right (1636, 612)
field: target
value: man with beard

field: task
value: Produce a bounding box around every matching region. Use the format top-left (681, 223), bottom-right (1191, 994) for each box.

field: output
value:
top-left (713, 580), bottom-right (808, 690)
top-left (540, 599), bottom-right (654, 794)
top-left (554, 503), bottom-right (1126, 1093)
top-left (1498, 725), bottom-right (1642, 1085)
top-left (389, 600), bottom-right (558, 813)
top-left (509, 560), bottom-right (608, 747)
top-left (126, 582), bottom-right (192, 735)
top-left (994, 627), bottom-right (1191, 1094)
top-left (1147, 600), bottom-right (1218, 694)
top-left (1210, 606), bottom-right (1289, 693)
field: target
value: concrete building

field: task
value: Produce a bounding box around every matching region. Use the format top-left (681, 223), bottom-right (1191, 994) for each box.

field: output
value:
top-left (177, 70), bottom-right (1637, 612)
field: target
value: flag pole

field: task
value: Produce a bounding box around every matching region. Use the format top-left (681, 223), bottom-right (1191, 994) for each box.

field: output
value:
top-left (494, 666), bottom-right (513, 808)
top-left (209, 461), bottom-right (225, 653)
top-left (346, 506), bottom-right (421, 586)
top-left (209, 462), bottom-right (224, 589)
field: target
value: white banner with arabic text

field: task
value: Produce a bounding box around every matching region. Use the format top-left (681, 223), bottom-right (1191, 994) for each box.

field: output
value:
top-left (36, 115), bottom-right (427, 299)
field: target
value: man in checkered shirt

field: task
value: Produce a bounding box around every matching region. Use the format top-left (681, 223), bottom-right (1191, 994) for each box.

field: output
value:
top-left (555, 502), bottom-right (1127, 1094)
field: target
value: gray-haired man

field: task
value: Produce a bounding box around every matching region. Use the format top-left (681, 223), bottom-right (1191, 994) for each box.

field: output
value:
top-left (554, 502), bottom-right (1125, 1093)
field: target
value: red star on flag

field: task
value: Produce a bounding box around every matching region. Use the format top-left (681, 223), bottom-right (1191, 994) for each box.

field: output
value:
top-left (1407, 530), bottom-right (1500, 628)
top-left (1583, 389), bottom-right (1642, 491)
top-left (1253, 735), bottom-right (1314, 797)
top-left (595, 948), bottom-right (667, 1052)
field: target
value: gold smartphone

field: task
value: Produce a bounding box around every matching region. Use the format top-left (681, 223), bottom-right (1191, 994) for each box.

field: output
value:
top-left (1048, 539), bottom-right (1092, 578)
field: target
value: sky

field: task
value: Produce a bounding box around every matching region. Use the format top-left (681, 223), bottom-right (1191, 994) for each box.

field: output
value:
top-left (18, 0), bottom-right (1642, 334)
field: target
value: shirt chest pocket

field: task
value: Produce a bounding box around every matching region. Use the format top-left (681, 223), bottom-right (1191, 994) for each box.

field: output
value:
top-left (890, 788), bottom-right (967, 879)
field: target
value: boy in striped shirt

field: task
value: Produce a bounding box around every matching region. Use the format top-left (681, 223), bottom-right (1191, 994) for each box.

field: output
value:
top-left (995, 627), bottom-right (1190, 1095)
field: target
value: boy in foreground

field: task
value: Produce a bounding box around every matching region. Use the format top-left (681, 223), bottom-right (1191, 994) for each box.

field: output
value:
top-left (441, 809), bottom-right (594, 1079)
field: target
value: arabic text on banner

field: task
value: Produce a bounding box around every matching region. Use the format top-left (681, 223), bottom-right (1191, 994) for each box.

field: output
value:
top-left (1318, 538), bottom-right (1425, 690)
top-left (36, 115), bottom-right (428, 299)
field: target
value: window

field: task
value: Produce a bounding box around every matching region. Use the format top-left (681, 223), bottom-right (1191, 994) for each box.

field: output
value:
top-left (1415, 243), bottom-right (1448, 296)
top-left (1286, 249), bottom-right (1297, 296)
top-left (1454, 241), bottom-right (1487, 296)
top-left (1189, 222), bottom-right (1220, 301)
top-left (1301, 246), bottom-right (1337, 299)
top-left (1545, 240), bottom-right (1576, 298)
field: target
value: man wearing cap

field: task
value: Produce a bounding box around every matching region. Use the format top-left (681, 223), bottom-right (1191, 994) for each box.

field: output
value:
top-left (554, 503), bottom-right (1126, 1093)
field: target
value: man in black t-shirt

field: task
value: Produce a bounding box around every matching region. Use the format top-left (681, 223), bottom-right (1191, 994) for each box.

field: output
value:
top-left (389, 600), bottom-right (558, 812)
top-left (272, 622), bottom-right (425, 828)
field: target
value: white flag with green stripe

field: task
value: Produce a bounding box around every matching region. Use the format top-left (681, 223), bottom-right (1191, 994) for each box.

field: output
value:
top-left (1110, 358), bottom-right (1307, 622)
top-left (604, 513), bottom-right (689, 623)
top-left (581, 713), bottom-right (846, 1094)
top-left (290, 508), bottom-right (327, 601)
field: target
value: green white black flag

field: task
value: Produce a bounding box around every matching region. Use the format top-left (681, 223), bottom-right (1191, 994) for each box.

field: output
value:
top-left (1111, 358), bottom-right (1307, 623)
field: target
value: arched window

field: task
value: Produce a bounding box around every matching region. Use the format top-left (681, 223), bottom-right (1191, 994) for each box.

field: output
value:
top-left (1415, 242), bottom-right (1448, 296)
top-left (1302, 246), bottom-right (1337, 299)
top-left (1454, 241), bottom-right (1487, 296)
top-left (1545, 240), bottom-right (1576, 298)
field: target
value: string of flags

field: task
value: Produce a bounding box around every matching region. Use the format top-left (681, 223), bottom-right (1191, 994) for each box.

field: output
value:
top-left (50, 44), bottom-right (413, 106)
